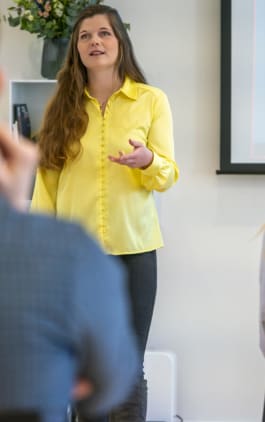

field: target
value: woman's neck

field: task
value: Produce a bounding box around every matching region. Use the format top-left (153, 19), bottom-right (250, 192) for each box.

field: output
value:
top-left (88, 70), bottom-right (122, 104)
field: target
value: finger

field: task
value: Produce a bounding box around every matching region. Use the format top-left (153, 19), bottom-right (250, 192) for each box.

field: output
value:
top-left (72, 380), bottom-right (93, 400)
top-left (129, 139), bottom-right (144, 148)
top-left (0, 124), bottom-right (17, 158)
top-left (0, 155), bottom-right (8, 183)
top-left (108, 155), bottom-right (121, 163)
top-left (0, 124), bottom-right (37, 164)
top-left (121, 157), bottom-right (137, 166)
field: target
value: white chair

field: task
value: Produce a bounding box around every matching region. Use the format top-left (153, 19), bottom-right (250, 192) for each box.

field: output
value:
top-left (144, 350), bottom-right (177, 422)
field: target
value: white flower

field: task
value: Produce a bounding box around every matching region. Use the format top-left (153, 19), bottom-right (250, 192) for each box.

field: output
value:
top-left (55, 8), bottom-right (63, 17)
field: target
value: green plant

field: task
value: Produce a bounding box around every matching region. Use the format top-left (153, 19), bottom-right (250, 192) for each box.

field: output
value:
top-left (3, 0), bottom-right (104, 39)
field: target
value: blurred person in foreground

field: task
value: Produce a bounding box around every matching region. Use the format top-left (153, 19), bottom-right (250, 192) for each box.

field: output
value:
top-left (0, 69), bottom-right (139, 422)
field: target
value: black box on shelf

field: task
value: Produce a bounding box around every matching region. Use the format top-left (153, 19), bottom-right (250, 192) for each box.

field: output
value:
top-left (13, 103), bottom-right (31, 138)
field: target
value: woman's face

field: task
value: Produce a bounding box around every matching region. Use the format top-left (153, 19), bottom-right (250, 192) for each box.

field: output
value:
top-left (77, 14), bottom-right (119, 73)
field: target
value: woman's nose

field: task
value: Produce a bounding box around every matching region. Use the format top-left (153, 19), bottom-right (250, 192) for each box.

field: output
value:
top-left (90, 36), bottom-right (100, 46)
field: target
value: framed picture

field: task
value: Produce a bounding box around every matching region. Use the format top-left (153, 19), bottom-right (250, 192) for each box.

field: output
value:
top-left (218, 0), bottom-right (265, 174)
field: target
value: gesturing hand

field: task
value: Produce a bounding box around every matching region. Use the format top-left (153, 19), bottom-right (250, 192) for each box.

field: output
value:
top-left (72, 379), bottom-right (93, 400)
top-left (0, 124), bottom-right (39, 211)
top-left (108, 139), bottom-right (153, 169)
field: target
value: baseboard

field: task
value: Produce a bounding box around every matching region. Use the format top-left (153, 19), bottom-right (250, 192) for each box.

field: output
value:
top-left (147, 419), bottom-right (259, 422)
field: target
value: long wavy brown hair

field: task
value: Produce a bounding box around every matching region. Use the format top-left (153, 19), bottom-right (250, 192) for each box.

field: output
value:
top-left (38, 4), bottom-right (147, 169)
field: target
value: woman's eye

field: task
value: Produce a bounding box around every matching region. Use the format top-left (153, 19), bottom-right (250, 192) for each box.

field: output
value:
top-left (100, 31), bottom-right (111, 37)
top-left (79, 33), bottom-right (90, 41)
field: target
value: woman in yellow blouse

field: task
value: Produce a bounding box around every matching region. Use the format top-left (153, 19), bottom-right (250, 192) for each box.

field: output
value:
top-left (31, 4), bottom-right (179, 422)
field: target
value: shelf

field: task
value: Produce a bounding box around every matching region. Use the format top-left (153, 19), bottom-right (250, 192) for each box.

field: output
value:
top-left (9, 79), bottom-right (56, 137)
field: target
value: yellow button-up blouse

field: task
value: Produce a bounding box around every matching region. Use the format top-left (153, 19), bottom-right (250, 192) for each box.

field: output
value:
top-left (31, 77), bottom-right (179, 255)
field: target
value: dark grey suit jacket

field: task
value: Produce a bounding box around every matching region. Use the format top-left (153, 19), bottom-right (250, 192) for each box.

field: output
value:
top-left (0, 197), bottom-right (139, 422)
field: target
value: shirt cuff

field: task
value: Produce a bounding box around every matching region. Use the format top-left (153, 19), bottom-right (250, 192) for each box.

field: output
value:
top-left (141, 152), bottom-right (162, 176)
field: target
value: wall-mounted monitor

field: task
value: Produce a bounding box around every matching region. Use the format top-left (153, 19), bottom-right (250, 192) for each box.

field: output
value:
top-left (218, 0), bottom-right (265, 174)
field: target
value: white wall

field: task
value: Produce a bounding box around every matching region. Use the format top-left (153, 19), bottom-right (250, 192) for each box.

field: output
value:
top-left (0, 0), bottom-right (264, 420)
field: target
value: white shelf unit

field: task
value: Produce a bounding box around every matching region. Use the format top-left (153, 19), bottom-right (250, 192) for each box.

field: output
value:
top-left (9, 79), bottom-right (57, 138)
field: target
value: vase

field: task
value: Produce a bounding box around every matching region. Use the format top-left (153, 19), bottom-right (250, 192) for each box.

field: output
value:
top-left (41, 38), bottom-right (69, 79)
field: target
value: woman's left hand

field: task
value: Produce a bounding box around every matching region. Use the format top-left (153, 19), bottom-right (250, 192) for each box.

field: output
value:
top-left (108, 139), bottom-right (153, 169)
